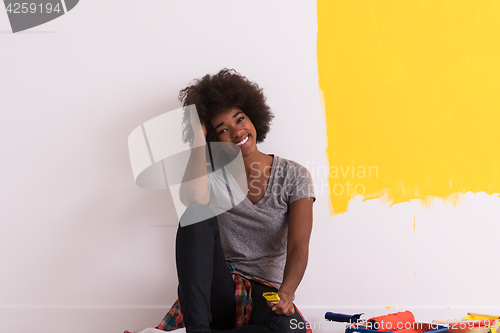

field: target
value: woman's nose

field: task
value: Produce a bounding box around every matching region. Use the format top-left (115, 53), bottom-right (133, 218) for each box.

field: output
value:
top-left (232, 129), bottom-right (245, 140)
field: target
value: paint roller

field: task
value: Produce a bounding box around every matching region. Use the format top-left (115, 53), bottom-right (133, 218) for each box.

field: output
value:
top-left (368, 311), bottom-right (416, 331)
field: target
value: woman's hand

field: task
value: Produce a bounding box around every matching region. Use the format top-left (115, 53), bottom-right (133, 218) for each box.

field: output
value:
top-left (267, 290), bottom-right (295, 316)
top-left (189, 106), bottom-right (207, 140)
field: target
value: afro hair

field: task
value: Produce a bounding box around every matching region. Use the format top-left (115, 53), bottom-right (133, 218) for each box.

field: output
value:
top-left (179, 68), bottom-right (274, 145)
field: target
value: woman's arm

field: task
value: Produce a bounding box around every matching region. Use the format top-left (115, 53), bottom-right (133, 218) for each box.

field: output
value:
top-left (270, 197), bottom-right (314, 316)
top-left (179, 110), bottom-right (210, 206)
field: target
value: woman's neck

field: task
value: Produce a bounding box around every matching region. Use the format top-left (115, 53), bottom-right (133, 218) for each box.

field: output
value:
top-left (243, 150), bottom-right (264, 171)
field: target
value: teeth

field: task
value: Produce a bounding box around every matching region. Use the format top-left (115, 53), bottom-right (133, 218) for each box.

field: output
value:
top-left (236, 135), bottom-right (249, 146)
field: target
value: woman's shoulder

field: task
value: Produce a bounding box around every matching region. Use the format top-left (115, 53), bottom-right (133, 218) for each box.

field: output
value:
top-left (270, 154), bottom-right (315, 203)
top-left (271, 155), bottom-right (311, 179)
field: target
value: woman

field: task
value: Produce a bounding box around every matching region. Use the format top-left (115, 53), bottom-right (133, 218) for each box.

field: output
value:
top-left (174, 69), bottom-right (315, 333)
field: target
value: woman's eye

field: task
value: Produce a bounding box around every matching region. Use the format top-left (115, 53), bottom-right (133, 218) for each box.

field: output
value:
top-left (218, 129), bottom-right (227, 135)
top-left (237, 116), bottom-right (245, 123)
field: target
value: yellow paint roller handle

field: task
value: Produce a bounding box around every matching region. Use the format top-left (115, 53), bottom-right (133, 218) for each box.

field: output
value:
top-left (262, 292), bottom-right (280, 303)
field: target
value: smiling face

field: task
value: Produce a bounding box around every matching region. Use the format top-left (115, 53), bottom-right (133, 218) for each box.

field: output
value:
top-left (210, 107), bottom-right (258, 157)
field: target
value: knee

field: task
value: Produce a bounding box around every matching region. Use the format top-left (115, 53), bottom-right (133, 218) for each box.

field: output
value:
top-left (176, 204), bottom-right (219, 247)
top-left (267, 312), bottom-right (307, 333)
top-left (179, 204), bottom-right (216, 227)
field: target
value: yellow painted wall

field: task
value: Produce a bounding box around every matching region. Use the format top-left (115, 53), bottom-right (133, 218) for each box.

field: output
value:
top-left (318, 0), bottom-right (500, 215)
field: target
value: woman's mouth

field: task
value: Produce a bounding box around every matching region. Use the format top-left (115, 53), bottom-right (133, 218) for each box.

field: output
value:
top-left (235, 135), bottom-right (249, 147)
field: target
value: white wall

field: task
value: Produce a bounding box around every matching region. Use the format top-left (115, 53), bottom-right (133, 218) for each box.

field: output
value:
top-left (1, 1), bottom-right (499, 332)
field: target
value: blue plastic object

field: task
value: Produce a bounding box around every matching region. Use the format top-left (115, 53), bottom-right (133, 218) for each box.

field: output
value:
top-left (325, 312), bottom-right (364, 323)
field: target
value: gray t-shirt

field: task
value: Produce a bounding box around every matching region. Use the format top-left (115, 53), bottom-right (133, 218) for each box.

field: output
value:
top-left (207, 154), bottom-right (315, 288)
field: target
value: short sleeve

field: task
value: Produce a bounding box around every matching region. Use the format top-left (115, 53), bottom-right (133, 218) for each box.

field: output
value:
top-left (289, 164), bottom-right (316, 204)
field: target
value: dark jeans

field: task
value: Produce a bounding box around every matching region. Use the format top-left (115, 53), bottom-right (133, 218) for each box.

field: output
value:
top-left (176, 204), bottom-right (307, 333)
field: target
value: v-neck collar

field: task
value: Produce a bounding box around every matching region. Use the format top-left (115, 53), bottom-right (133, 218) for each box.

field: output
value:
top-left (246, 154), bottom-right (276, 207)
